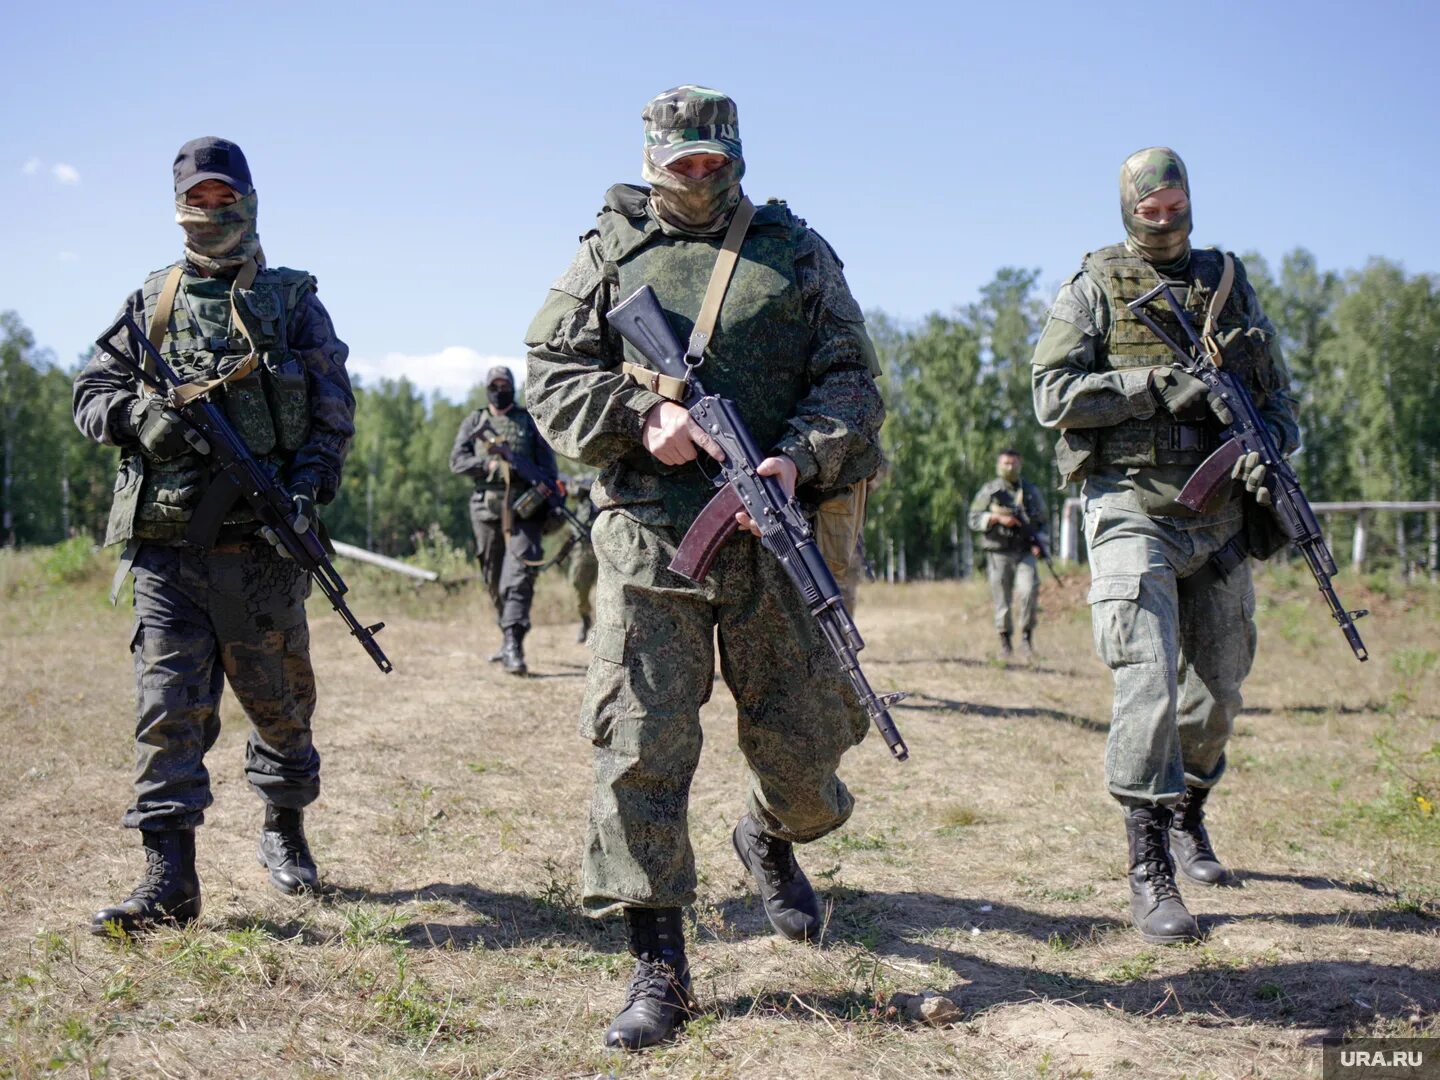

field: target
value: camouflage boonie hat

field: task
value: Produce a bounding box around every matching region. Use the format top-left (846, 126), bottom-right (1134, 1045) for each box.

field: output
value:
top-left (1120, 147), bottom-right (1189, 210)
top-left (642, 85), bottom-right (742, 165)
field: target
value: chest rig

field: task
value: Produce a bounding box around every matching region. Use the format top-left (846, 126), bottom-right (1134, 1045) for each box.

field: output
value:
top-left (1087, 244), bottom-right (1274, 468)
top-left (107, 261), bottom-right (315, 544)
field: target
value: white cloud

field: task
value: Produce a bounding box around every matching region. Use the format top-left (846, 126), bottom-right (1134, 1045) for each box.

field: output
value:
top-left (349, 346), bottom-right (527, 403)
top-left (51, 163), bottom-right (80, 185)
top-left (22, 157), bottom-right (41, 176)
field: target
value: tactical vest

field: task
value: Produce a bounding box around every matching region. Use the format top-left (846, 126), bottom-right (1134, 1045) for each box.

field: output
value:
top-left (595, 185), bottom-right (811, 523)
top-left (1086, 244), bottom-right (1276, 468)
top-left (979, 478), bottom-right (1040, 553)
top-left (105, 263), bottom-right (316, 545)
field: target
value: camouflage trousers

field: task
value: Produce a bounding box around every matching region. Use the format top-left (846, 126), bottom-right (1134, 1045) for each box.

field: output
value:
top-left (580, 509), bottom-right (869, 916)
top-left (470, 508), bottom-right (544, 630)
top-left (124, 541), bottom-right (319, 831)
top-left (1083, 501), bottom-right (1257, 805)
top-left (986, 549), bottom-right (1038, 635)
top-left (568, 541), bottom-right (597, 621)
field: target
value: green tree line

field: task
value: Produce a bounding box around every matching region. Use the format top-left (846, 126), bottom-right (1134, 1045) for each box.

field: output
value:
top-left (2, 250), bottom-right (1436, 573)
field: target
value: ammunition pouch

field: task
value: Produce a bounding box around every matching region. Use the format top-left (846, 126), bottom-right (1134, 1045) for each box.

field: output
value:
top-left (1095, 417), bottom-right (1221, 468)
top-left (511, 486), bottom-right (549, 521)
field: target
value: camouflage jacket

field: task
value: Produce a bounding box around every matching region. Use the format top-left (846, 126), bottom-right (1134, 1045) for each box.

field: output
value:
top-left (968, 477), bottom-right (1049, 553)
top-left (449, 405), bottom-right (558, 521)
top-left (1031, 245), bottom-right (1299, 516)
top-left (73, 260), bottom-right (354, 544)
top-left (522, 187), bottom-right (884, 528)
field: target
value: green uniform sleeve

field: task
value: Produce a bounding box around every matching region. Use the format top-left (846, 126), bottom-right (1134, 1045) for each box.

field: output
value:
top-left (73, 290), bottom-right (147, 446)
top-left (1032, 271), bottom-right (1157, 430)
top-left (1234, 261), bottom-right (1301, 458)
top-left (523, 234), bottom-right (667, 468)
top-left (773, 228), bottom-right (885, 488)
top-left (968, 482), bottom-right (998, 534)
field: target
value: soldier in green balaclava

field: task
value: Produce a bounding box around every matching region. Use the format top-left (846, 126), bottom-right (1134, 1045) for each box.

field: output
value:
top-left (73, 137), bottom-right (355, 934)
top-left (1031, 148), bottom-right (1299, 943)
top-left (522, 85), bottom-right (885, 1051)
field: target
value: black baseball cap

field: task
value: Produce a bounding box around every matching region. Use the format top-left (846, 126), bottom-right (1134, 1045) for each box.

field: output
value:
top-left (173, 136), bottom-right (253, 196)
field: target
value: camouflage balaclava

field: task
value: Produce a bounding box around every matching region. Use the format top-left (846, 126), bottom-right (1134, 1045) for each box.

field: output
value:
top-left (176, 191), bottom-right (264, 274)
top-left (1120, 147), bottom-right (1191, 272)
top-left (640, 85), bottom-right (745, 234)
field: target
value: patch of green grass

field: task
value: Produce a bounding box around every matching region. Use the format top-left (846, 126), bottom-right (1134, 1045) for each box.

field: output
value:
top-left (338, 906), bottom-right (407, 948)
top-left (829, 830), bottom-right (896, 853)
top-left (935, 804), bottom-right (986, 836)
top-left (1099, 951), bottom-right (1159, 983)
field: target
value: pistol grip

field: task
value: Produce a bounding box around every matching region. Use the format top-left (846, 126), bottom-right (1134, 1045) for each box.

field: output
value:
top-left (669, 482), bottom-right (745, 582)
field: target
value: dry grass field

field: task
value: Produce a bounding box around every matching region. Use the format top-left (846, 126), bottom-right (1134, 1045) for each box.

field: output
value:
top-left (1, 542), bottom-right (1437, 1079)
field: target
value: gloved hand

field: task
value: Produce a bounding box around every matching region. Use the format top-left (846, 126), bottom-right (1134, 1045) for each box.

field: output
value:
top-left (261, 482), bottom-right (316, 559)
top-left (1231, 451), bottom-right (1273, 506)
top-left (127, 398), bottom-right (211, 461)
top-left (1148, 368), bottom-right (1234, 426)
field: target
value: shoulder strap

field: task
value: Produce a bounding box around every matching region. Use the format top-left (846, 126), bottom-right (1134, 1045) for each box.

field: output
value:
top-left (1202, 251), bottom-right (1236, 363)
top-left (685, 196), bottom-right (757, 363)
top-left (144, 266), bottom-right (185, 377)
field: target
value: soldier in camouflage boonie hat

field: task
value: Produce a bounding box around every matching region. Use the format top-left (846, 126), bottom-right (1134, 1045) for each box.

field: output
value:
top-left (642, 85), bottom-right (742, 166)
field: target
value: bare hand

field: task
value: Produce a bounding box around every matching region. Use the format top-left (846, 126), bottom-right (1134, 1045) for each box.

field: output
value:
top-left (736, 456), bottom-right (799, 537)
top-left (1031, 544), bottom-right (1043, 557)
top-left (642, 401), bottom-right (724, 466)
top-left (993, 512), bottom-right (1020, 528)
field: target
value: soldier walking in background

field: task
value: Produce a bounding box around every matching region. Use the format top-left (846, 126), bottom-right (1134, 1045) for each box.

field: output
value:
top-left (968, 448), bottom-right (1047, 658)
top-left (1032, 147), bottom-right (1299, 944)
top-left (523, 86), bottom-right (885, 1050)
top-left (449, 365), bottom-right (560, 676)
top-left (73, 137), bottom-right (355, 933)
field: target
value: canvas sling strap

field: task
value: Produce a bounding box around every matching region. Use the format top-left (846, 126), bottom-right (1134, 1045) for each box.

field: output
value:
top-left (1200, 251), bottom-right (1235, 367)
top-left (143, 259), bottom-right (262, 406)
top-left (621, 196), bottom-right (758, 401)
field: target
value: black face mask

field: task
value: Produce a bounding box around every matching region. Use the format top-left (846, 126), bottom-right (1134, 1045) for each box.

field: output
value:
top-left (487, 386), bottom-right (514, 410)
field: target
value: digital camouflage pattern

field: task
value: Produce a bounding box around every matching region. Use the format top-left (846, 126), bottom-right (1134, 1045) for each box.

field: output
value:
top-left (567, 494), bottom-right (600, 622)
top-left (174, 191), bottom-right (263, 275)
top-left (969, 476), bottom-right (1047, 637)
top-left (74, 263), bottom-right (353, 547)
top-left (968, 475), bottom-right (1049, 554)
top-left (579, 510), bottom-right (868, 914)
top-left (125, 541), bottom-right (319, 830)
top-left (641, 85), bottom-right (742, 165)
top-left (523, 181), bottom-right (883, 916)
top-left (1084, 502), bottom-right (1256, 802)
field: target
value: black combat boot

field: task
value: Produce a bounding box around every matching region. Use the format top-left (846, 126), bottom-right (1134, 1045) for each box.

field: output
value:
top-left (998, 632), bottom-right (1013, 659)
top-left (732, 813), bottom-right (821, 942)
top-left (1170, 785), bottom-right (1233, 886)
top-left (577, 614), bottom-right (592, 644)
top-left (257, 805), bottom-right (319, 895)
top-left (1125, 805), bottom-right (1200, 944)
top-left (605, 907), bottom-right (695, 1050)
top-left (91, 829), bottom-right (201, 935)
top-left (501, 626), bottom-right (528, 676)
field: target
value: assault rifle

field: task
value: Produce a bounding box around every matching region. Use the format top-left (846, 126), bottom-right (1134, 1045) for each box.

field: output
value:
top-left (472, 418), bottom-right (592, 543)
top-left (1127, 283), bottom-right (1368, 662)
top-left (608, 285), bottom-right (910, 761)
top-left (988, 497), bottom-right (1062, 583)
top-left (96, 312), bottom-right (393, 674)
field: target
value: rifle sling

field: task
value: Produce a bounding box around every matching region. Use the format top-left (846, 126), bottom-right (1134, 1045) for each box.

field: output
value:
top-left (686, 195), bottom-right (757, 363)
top-left (142, 260), bottom-right (261, 404)
top-left (1201, 251), bottom-right (1235, 364)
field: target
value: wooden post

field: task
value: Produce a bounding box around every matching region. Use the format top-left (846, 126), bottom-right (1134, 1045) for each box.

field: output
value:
top-left (1352, 511), bottom-right (1368, 572)
top-left (1061, 498), bottom-right (1079, 562)
top-left (962, 524), bottom-right (974, 578)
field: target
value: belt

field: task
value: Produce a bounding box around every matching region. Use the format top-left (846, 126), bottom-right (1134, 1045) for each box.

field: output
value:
top-left (1157, 422), bottom-right (1220, 454)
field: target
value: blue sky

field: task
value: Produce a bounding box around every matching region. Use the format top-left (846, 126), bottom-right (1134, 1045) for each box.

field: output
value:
top-left (3, 0), bottom-right (1436, 400)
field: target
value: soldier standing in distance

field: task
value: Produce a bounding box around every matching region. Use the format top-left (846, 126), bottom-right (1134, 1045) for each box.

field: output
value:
top-left (1032, 147), bottom-right (1299, 943)
top-left (74, 137), bottom-right (355, 933)
top-left (448, 365), bottom-right (559, 675)
top-left (968, 448), bottom-right (1048, 658)
top-left (523, 86), bottom-right (885, 1050)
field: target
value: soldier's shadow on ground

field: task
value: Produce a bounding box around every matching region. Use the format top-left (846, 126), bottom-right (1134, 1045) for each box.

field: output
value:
top-left (326, 881), bottom-right (627, 953)
top-left (707, 887), bottom-right (1439, 1031)
top-left (894, 692), bottom-right (1108, 735)
top-left (870, 655), bottom-right (1083, 678)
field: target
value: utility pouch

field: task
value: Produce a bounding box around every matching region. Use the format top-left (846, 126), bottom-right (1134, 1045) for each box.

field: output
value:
top-left (511, 486), bottom-right (548, 521)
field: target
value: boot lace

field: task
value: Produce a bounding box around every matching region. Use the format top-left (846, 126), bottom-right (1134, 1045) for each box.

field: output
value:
top-left (623, 959), bottom-right (687, 1009)
top-left (1134, 829), bottom-right (1182, 904)
top-left (754, 832), bottom-right (798, 884)
top-left (127, 846), bottom-right (170, 904)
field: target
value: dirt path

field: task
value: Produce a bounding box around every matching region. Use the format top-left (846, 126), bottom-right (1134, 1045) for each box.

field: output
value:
top-left (1, 565), bottom-right (1436, 1078)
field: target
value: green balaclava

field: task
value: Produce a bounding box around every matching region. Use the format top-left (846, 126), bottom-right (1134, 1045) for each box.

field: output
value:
top-left (1120, 147), bottom-right (1191, 272)
top-left (640, 84), bottom-right (745, 234)
top-left (176, 190), bottom-right (264, 274)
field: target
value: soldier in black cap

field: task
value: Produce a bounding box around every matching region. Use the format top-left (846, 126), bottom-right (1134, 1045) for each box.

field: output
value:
top-left (73, 137), bottom-right (356, 933)
top-left (449, 364), bottom-right (560, 674)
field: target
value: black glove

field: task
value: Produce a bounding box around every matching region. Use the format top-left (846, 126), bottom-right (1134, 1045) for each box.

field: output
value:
top-left (261, 482), bottom-right (316, 559)
top-left (1148, 368), bottom-right (1234, 426)
top-left (126, 398), bottom-right (211, 461)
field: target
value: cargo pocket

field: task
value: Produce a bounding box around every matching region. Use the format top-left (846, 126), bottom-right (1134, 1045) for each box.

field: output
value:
top-left (1087, 573), bottom-right (1156, 666)
top-left (579, 624), bottom-right (628, 746)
